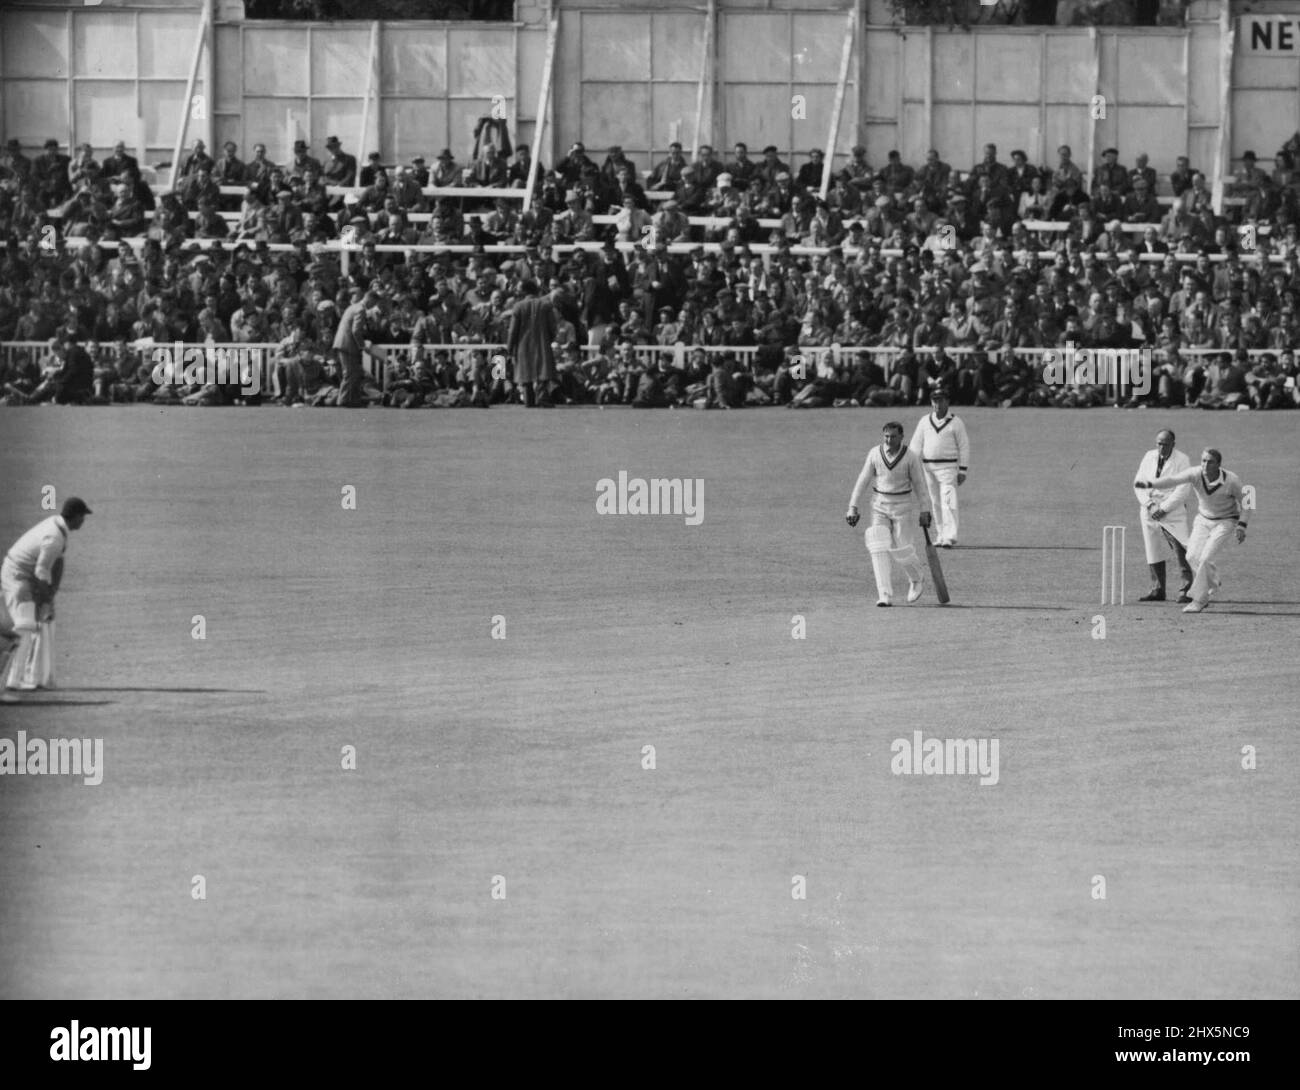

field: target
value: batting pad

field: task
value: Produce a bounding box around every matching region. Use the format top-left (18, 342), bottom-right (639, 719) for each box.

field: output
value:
top-left (864, 525), bottom-right (893, 599)
top-left (26, 620), bottom-right (53, 687)
top-left (11, 600), bottom-right (37, 634)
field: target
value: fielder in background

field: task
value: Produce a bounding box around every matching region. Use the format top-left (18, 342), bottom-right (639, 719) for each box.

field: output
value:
top-left (846, 422), bottom-right (934, 607)
top-left (1135, 448), bottom-right (1247, 614)
top-left (909, 382), bottom-right (969, 548)
top-left (1133, 429), bottom-right (1195, 603)
top-left (1, 497), bottom-right (91, 692)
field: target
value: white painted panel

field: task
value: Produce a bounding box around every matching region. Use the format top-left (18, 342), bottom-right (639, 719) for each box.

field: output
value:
top-left (381, 28), bottom-right (447, 97)
top-left (653, 13), bottom-right (705, 82)
top-left (313, 28), bottom-right (370, 96)
top-left (449, 28), bottom-right (516, 97)
top-left (76, 82), bottom-right (138, 148)
top-left (582, 13), bottom-right (650, 83)
top-left (2, 12), bottom-right (68, 80)
top-left (722, 14), bottom-right (791, 83)
top-left (976, 35), bottom-right (1042, 102)
top-left (581, 83), bottom-right (650, 152)
top-left (4, 82), bottom-right (66, 146)
top-left (141, 12), bottom-right (201, 80)
top-left (243, 29), bottom-right (308, 96)
top-left (1116, 33), bottom-right (1183, 104)
top-left (74, 12), bottom-right (135, 79)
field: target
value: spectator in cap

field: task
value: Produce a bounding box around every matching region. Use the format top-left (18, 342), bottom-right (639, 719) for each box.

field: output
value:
top-left (1230, 150), bottom-right (1269, 196)
top-left (1093, 147), bottom-right (1130, 195)
top-left (649, 142), bottom-right (687, 190)
top-left (837, 145), bottom-right (874, 192)
top-left (756, 145), bottom-right (791, 189)
top-left (322, 136), bottom-right (357, 187)
top-left (431, 149), bottom-right (460, 188)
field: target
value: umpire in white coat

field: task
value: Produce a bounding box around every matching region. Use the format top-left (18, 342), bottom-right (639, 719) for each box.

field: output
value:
top-left (1133, 429), bottom-right (1194, 602)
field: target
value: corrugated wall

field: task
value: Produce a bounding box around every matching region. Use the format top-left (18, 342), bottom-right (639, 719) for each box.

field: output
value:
top-left (1, 2), bottom-right (1292, 184)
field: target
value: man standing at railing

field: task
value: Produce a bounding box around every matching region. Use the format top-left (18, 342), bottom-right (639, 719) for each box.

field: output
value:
top-left (506, 278), bottom-right (557, 409)
top-left (333, 288), bottom-right (376, 409)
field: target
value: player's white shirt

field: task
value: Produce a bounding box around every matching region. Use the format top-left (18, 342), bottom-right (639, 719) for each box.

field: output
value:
top-left (909, 411), bottom-right (970, 470)
top-left (1133, 447), bottom-right (1192, 516)
top-left (849, 442), bottom-right (932, 511)
top-left (1149, 466), bottom-right (1246, 522)
top-left (4, 516), bottom-right (69, 584)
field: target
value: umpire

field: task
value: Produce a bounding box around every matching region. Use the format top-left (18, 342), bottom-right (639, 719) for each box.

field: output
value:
top-left (506, 279), bottom-right (558, 408)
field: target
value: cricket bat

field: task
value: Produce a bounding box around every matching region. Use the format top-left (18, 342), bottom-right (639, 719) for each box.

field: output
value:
top-left (922, 526), bottom-right (951, 604)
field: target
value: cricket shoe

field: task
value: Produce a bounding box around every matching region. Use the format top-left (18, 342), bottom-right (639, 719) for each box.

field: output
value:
top-left (907, 573), bottom-right (926, 603)
top-left (1182, 600), bottom-right (1208, 613)
top-left (876, 596), bottom-right (892, 607)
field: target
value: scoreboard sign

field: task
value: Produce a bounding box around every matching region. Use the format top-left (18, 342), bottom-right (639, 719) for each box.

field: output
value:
top-left (1241, 15), bottom-right (1300, 54)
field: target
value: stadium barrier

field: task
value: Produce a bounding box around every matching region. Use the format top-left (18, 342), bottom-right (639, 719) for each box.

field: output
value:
top-left (2, 341), bottom-right (1282, 406)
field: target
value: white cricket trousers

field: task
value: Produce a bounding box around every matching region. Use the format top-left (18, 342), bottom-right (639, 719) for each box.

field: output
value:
top-left (1185, 515), bottom-right (1236, 605)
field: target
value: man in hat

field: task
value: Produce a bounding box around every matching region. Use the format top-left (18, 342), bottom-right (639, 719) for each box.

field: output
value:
top-left (322, 136), bottom-right (357, 187)
top-left (1093, 147), bottom-right (1130, 195)
top-left (290, 139), bottom-right (322, 180)
top-left (878, 150), bottom-right (914, 193)
top-left (1, 497), bottom-right (92, 695)
top-left (1230, 151), bottom-right (1269, 197)
top-left (431, 148), bottom-right (460, 188)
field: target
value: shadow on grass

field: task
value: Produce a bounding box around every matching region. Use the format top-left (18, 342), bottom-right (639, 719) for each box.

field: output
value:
top-left (1, 699), bottom-right (117, 707)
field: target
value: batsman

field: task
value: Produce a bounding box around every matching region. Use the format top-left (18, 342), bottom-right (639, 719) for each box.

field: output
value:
top-left (845, 422), bottom-right (934, 607)
top-left (1, 497), bottom-right (91, 692)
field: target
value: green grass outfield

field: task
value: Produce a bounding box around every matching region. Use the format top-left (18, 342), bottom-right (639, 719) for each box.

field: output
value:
top-left (1, 404), bottom-right (1296, 999)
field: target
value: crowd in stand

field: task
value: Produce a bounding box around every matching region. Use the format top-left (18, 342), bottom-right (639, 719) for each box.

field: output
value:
top-left (2, 130), bottom-right (1299, 410)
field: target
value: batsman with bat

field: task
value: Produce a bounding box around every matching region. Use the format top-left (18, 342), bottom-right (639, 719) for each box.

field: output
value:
top-left (846, 422), bottom-right (938, 607)
top-left (1, 497), bottom-right (91, 693)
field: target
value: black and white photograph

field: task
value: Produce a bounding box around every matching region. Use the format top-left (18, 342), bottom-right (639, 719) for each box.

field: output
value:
top-left (0, 0), bottom-right (1295, 1046)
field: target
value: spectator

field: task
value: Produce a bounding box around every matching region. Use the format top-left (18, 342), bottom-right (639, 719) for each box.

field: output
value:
top-left (322, 136), bottom-right (357, 187)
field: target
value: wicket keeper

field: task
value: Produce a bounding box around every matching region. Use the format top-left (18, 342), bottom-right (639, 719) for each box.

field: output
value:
top-left (1, 497), bottom-right (91, 691)
top-left (846, 422), bottom-right (934, 606)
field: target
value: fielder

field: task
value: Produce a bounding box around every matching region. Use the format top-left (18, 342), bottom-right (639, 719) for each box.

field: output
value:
top-left (1135, 448), bottom-right (1246, 614)
top-left (846, 421), bottom-right (934, 607)
top-left (1, 497), bottom-right (91, 691)
top-left (1132, 428), bottom-right (1194, 602)
top-left (909, 382), bottom-right (969, 547)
